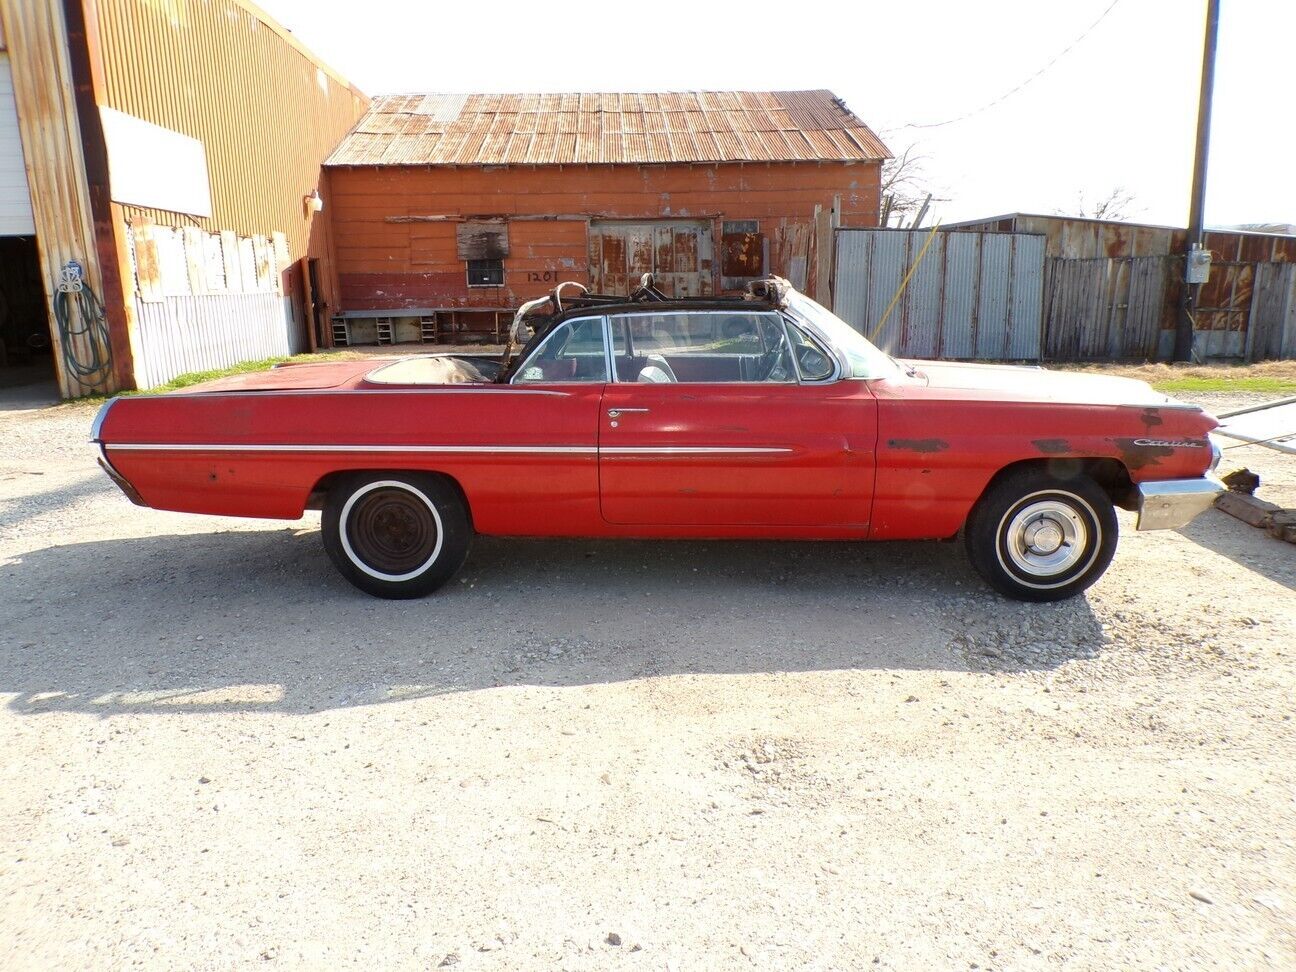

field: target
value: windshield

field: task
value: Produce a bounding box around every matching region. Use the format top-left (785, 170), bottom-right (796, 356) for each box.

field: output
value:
top-left (785, 290), bottom-right (902, 380)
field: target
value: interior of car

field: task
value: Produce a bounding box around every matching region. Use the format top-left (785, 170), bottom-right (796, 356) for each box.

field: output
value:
top-left (506, 308), bottom-right (836, 385)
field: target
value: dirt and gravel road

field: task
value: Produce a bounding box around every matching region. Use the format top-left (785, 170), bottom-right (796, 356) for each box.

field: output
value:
top-left (1, 387), bottom-right (1293, 971)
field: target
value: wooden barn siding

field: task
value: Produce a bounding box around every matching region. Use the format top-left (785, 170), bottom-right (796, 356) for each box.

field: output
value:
top-left (327, 161), bottom-right (880, 311)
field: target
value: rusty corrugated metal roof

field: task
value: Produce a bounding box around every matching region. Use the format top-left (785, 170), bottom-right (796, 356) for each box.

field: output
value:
top-left (324, 90), bottom-right (890, 167)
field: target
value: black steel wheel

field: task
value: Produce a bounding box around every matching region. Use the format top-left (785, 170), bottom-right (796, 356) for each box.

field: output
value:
top-left (322, 473), bottom-right (470, 599)
top-left (964, 468), bottom-right (1118, 602)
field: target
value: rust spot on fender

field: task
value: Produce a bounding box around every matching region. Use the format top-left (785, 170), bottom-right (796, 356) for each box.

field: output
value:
top-left (1140, 408), bottom-right (1164, 429)
top-left (887, 438), bottom-right (949, 453)
top-left (1032, 438), bottom-right (1071, 455)
top-left (1113, 437), bottom-right (1174, 469)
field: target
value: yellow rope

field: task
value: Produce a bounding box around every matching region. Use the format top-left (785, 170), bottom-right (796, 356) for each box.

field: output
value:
top-left (868, 220), bottom-right (943, 344)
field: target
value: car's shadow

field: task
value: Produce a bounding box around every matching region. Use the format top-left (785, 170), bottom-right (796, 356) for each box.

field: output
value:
top-left (1177, 509), bottom-right (1296, 592)
top-left (1, 527), bottom-right (1107, 715)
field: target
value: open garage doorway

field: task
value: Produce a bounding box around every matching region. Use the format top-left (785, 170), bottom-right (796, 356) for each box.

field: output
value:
top-left (0, 236), bottom-right (57, 398)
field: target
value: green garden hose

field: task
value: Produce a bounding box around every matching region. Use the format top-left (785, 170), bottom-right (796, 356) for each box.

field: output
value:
top-left (53, 261), bottom-right (114, 392)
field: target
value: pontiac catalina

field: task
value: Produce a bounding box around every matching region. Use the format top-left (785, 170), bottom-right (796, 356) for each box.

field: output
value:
top-left (91, 277), bottom-right (1223, 601)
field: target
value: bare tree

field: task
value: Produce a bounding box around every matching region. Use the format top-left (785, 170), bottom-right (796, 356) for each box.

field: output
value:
top-left (1059, 187), bottom-right (1140, 221)
top-left (880, 142), bottom-right (947, 228)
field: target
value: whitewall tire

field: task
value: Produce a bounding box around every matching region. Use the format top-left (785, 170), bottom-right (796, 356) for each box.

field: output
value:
top-left (322, 473), bottom-right (470, 599)
top-left (964, 469), bottom-right (1118, 602)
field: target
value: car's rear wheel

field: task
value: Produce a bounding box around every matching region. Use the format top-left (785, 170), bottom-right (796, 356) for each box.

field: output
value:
top-left (322, 473), bottom-right (470, 599)
top-left (964, 468), bottom-right (1117, 602)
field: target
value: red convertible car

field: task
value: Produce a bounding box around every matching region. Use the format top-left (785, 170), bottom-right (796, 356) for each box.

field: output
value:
top-left (92, 277), bottom-right (1223, 602)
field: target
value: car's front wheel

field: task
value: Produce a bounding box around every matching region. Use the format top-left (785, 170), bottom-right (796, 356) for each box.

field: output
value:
top-left (322, 473), bottom-right (470, 599)
top-left (964, 468), bottom-right (1117, 602)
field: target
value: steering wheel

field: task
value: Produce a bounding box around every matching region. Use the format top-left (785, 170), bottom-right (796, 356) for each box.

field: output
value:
top-left (755, 334), bottom-right (791, 382)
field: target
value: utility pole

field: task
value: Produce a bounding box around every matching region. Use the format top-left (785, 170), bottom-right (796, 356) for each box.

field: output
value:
top-left (1174, 0), bottom-right (1221, 362)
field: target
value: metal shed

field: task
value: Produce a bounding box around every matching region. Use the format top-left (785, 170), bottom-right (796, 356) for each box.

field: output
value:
top-left (0, 0), bottom-right (369, 397)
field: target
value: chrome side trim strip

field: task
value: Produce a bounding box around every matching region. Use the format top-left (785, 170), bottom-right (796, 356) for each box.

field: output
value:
top-left (106, 444), bottom-right (598, 454)
top-left (167, 387), bottom-right (573, 398)
top-left (601, 446), bottom-right (793, 455)
top-left (104, 443), bottom-right (794, 456)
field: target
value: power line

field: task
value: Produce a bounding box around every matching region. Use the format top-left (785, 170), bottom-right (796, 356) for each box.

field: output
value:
top-left (904, 0), bottom-right (1124, 130)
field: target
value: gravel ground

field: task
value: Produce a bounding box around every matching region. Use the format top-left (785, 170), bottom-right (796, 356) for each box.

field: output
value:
top-left (0, 386), bottom-right (1293, 970)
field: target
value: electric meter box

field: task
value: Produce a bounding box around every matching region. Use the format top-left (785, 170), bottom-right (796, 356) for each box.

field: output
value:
top-left (1187, 246), bottom-right (1212, 284)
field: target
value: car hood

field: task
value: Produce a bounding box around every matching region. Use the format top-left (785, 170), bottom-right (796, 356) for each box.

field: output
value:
top-left (902, 360), bottom-right (1179, 409)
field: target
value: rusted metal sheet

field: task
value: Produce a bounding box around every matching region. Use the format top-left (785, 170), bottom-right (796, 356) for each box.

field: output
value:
top-left (589, 220), bottom-right (712, 297)
top-left (834, 229), bottom-right (1044, 361)
top-left (949, 213), bottom-right (1296, 264)
top-left (946, 215), bottom-right (1296, 361)
top-left (326, 90), bottom-right (890, 167)
top-left (721, 220), bottom-right (766, 290)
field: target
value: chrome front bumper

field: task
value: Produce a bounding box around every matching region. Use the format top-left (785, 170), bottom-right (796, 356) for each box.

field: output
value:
top-left (1135, 475), bottom-right (1225, 531)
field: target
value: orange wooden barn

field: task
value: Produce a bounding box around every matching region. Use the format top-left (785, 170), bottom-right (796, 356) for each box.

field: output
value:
top-left (321, 90), bottom-right (891, 346)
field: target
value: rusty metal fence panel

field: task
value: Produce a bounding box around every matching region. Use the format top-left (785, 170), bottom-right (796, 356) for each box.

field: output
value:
top-left (833, 229), bottom-right (1044, 360)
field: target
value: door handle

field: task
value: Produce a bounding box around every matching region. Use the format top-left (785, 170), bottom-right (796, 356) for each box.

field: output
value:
top-left (607, 408), bottom-right (650, 418)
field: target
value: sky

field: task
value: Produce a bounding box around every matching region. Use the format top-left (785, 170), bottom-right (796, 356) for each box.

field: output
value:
top-left (257, 0), bottom-right (1295, 229)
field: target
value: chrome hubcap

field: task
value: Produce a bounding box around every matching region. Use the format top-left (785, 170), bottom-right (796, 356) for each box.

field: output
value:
top-left (1024, 520), bottom-right (1064, 554)
top-left (1003, 500), bottom-right (1088, 577)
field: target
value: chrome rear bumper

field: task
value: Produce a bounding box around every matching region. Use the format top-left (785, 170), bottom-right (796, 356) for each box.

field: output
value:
top-left (1135, 475), bottom-right (1225, 531)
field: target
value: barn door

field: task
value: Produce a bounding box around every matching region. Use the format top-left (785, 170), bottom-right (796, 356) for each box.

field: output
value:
top-left (589, 220), bottom-right (713, 298)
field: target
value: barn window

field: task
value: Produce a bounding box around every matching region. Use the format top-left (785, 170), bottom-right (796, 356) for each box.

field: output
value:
top-left (466, 259), bottom-right (504, 287)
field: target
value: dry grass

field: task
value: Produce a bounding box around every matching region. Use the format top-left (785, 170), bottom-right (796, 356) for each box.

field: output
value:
top-left (1054, 361), bottom-right (1296, 393)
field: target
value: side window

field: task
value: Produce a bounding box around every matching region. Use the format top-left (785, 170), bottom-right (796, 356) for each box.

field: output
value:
top-left (785, 319), bottom-right (836, 381)
top-left (513, 317), bottom-right (608, 384)
top-left (611, 311), bottom-right (796, 383)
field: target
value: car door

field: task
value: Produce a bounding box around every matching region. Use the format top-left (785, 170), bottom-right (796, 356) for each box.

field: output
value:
top-left (598, 309), bottom-right (876, 528)
top-left (493, 314), bottom-right (610, 534)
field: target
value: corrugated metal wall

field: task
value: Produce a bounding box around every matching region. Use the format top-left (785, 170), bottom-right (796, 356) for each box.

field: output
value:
top-left (132, 292), bottom-right (296, 388)
top-left (85, 0), bottom-right (369, 388)
top-left (833, 229), bottom-right (1044, 360)
top-left (91, 0), bottom-right (368, 260)
top-left (0, 0), bottom-right (109, 396)
top-left (949, 213), bottom-right (1296, 263)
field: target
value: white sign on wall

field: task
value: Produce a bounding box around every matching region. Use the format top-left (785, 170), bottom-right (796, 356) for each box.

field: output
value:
top-left (100, 106), bottom-right (212, 217)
